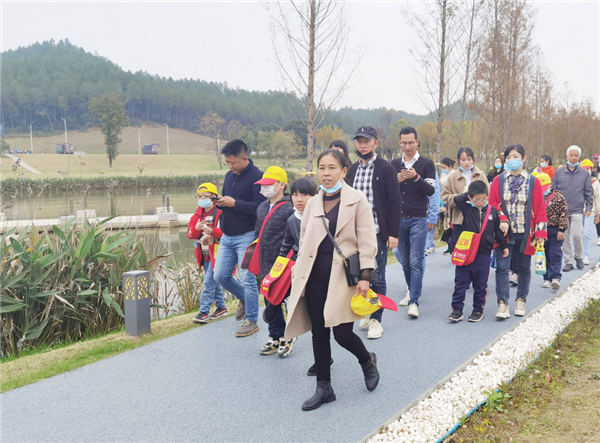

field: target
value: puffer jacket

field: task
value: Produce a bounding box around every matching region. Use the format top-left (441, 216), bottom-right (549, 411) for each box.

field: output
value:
top-left (279, 213), bottom-right (301, 261)
top-left (254, 195), bottom-right (294, 278)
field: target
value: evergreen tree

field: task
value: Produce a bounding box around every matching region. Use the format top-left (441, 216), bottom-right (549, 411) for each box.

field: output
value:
top-left (88, 93), bottom-right (129, 167)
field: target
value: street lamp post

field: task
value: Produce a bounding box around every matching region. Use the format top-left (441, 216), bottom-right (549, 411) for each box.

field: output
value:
top-left (61, 118), bottom-right (67, 143)
top-left (164, 123), bottom-right (169, 155)
top-left (30, 122), bottom-right (35, 153)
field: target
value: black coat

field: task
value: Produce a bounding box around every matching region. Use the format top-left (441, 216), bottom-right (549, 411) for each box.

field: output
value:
top-left (254, 195), bottom-right (295, 278)
top-left (390, 156), bottom-right (436, 217)
top-left (346, 156), bottom-right (402, 241)
top-left (279, 213), bottom-right (301, 261)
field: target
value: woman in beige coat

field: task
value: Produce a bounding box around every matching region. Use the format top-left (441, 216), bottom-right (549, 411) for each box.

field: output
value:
top-left (441, 147), bottom-right (489, 253)
top-left (284, 149), bottom-right (379, 411)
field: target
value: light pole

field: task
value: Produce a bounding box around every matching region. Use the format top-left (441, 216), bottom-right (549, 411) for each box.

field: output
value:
top-left (61, 118), bottom-right (67, 143)
top-left (138, 127), bottom-right (141, 155)
top-left (163, 123), bottom-right (169, 155)
top-left (30, 122), bottom-right (35, 153)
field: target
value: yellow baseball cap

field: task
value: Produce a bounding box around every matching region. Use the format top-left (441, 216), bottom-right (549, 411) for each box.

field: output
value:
top-left (581, 159), bottom-right (594, 169)
top-left (531, 171), bottom-right (551, 191)
top-left (196, 183), bottom-right (218, 195)
top-left (255, 166), bottom-right (287, 185)
top-left (351, 289), bottom-right (398, 316)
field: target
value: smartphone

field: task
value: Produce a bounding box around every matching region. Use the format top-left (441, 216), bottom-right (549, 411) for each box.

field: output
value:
top-left (209, 196), bottom-right (220, 201)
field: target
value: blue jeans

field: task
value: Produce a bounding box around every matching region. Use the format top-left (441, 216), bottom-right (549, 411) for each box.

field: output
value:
top-left (369, 235), bottom-right (388, 322)
top-left (544, 226), bottom-right (564, 281)
top-left (494, 233), bottom-right (531, 306)
top-left (393, 217), bottom-right (427, 306)
top-left (214, 231), bottom-right (259, 322)
top-left (425, 227), bottom-right (435, 250)
top-left (199, 261), bottom-right (226, 314)
top-left (583, 213), bottom-right (595, 259)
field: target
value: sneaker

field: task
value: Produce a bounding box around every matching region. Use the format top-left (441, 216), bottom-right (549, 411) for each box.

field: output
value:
top-left (427, 247), bottom-right (436, 255)
top-left (277, 337), bottom-right (297, 358)
top-left (448, 308), bottom-right (464, 322)
top-left (562, 263), bottom-right (573, 272)
top-left (407, 304), bottom-right (419, 318)
top-left (582, 257), bottom-right (590, 266)
top-left (597, 238), bottom-right (600, 246)
top-left (307, 358), bottom-right (334, 376)
top-left (542, 280), bottom-right (551, 289)
top-left (209, 307), bottom-right (228, 320)
top-left (443, 248), bottom-right (452, 255)
top-left (398, 290), bottom-right (410, 306)
top-left (359, 317), bottom-right (370, 329)
top-left (552, 279), bottom-right (561, 290)
top-left (509, 272), bottom-right (518, 286)
top-left (259, 337), bottom-right (280, 355)
top-left (514, 298), bottom-right (526, 316)
top-left (496, 302), bottom-right (510, 319)
top-left (367, 319), bottom-right (383, 339)
top-left (234, 301), bottom-right (246, 321)
top-left (192, 312), bottom-right (210, 324)
top-left (468, 310), bottom-right (484, 322)
top-left (576, 258), bottom-right (585, 269)
top-left (236, 319), bottom-right (259, 337)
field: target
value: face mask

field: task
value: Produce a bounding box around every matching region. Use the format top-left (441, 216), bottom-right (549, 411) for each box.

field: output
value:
top-left (260, 185), bottom-right (279, 199)
top-left (355, 149), bottom-right (374, 160)
top-left (468, 200), bottom-right (488, 208)
top-left (460, 166), bottom-right (471, 172)
top-left (543, 189), bottom-right (551, 196)
top-left (495, 163), bottom-right (503, 169)
top-left (198, 198), bottom-right (213, 209)
top-left (320, 180), bottom-right (343, 194)
top-left (540, 162), bottom-right (547, 168)
top-left (567, 161), bottom-right (579, 168)
top-left (505, 159), bottom-right (523, 171)
top-left (441, 169), bottom-right (450, 174)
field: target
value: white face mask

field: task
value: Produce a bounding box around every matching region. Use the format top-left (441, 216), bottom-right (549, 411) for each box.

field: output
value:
top-left (260, 184), bottom-right (279, 199)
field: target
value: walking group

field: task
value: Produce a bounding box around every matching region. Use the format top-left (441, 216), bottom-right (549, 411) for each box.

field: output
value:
top-left (186, 127), bottom-right (600, 411)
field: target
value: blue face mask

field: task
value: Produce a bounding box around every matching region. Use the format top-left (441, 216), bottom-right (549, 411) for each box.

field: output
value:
top-left (441, 169), bottom-right (450, 174)
top-left (320, 180), bottom-right (343, 194)
top-left (540, 162), bottom-right (547, 168)
top-left (567, 161), bottom-right (579, 167)
top-left (468, 201), bottom-right (488, 208)
top-left (495, 163), bottom-right (503, 169)
top-left (198, 198), bottom-right (213, 209)
top-left (459, 166), bottom-right (472, 172)
top-left (505, 159), bottom-right (523, 171)
top-left (543, 189), bottom-right (551, 197)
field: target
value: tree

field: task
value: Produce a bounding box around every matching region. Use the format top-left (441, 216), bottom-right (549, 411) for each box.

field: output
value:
top-left (88, 93), bottom-right (129, 167)
top-left (199, 112), bottom-right (227, 169)
top-left (315, 125), bottom-right (344, 152)
top-left (0, 138), bottom-right (10, 154)
top-left (267, 0), bottom-right (360, 171)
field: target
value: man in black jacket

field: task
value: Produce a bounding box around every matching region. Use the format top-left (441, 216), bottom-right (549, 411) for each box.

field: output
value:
top-left (390, 127), bottom-right (436, 319)
top-left (214, 139), bottom-right (266, 338)
top-left (346, 126), bottom-right (401, 339)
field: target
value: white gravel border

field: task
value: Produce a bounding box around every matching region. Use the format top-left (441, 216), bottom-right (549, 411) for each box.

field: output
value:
top-left (367, 263), bottom-right (600, 443)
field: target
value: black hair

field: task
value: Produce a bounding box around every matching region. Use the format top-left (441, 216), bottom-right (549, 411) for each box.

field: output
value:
top-left (399, 126), bottom-right (418, 139)
top-left (441, 157), bottom-right (455, 167)
top-left (540, 154), bottom-right (553, 166)
top-left (318, 149), bottom-right (348, 169)
top-left (220, 139), bottom-right (248, 157)
top-left (591, 170), bottom-right (598, 179)
top-left (457, 147), bottom-right (475, 161)
top-left (329, 139), bottom-right (352, 168)
top-left (291, 177), bottom-right (318, 196)
top-left (504, 144), bottom-right (525, 158)
top-left (494, 156), bottom-right (505, 165)
top-left (468, 180), bottom-right (489, 197)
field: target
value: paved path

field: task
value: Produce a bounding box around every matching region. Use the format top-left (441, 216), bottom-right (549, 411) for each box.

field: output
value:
top-left (3, 153), bottom-right (41, 173)
top-left (2, 242), bottom-right (599, 443)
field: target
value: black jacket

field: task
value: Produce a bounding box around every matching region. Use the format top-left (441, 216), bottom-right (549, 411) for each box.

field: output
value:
top-left (279, 214), bottom-right (301, 261)
top-left (455, 193), bottom-right (509, 256)
top-left (254, 195), bottom-right (294, 278)
top-left (219, 159), bottom-right (267, 236)
top-left (346, 156), bottom-right (402, 241)
top-left (390, 156), bottom-right (436, 217)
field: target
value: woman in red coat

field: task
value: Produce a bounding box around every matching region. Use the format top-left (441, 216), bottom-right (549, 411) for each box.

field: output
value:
top-left (533, 154), bottom-right (555, 180)
top-left (489, 145), bottom-right (547, 319)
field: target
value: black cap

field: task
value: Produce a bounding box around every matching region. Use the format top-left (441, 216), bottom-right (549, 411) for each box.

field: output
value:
top-left (353, 126), bottom-right (377, 140)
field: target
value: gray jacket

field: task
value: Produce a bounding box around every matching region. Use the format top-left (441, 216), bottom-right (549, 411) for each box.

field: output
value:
top-left (552, 165), bottom-right (594, 215)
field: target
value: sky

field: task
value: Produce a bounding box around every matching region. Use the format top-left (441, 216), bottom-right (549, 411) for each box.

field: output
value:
top-left (1, 1), bottom-right (599, 115)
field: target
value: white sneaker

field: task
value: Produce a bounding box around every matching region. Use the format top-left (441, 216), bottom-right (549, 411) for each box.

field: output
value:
top-left (542, 280), bottom-right (551, 288)
top-left (398, 290), bottom-right (410, 306)
top-left (495, 302), bottom-right (510, 319)
top-left (583, 257), bottom-right (590, 266)
top-left (552, 279), bottom-right (561, 290)
top-left (427, 247), bottom-right (436, 255)
top-left (367, 319), bottom-right (383, 339)
top-left (514, 298), bottom-right (526, 316)
top-left (407, 304), bottom-right (419, 318)
top-left (359, 317), bottom-right (370, 329)
top-left (597, 238), bottom-right (600, 246)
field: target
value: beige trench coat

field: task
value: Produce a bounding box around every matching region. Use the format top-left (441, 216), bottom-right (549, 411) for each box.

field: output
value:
top-left (441, 166), bottom-right (489, 226)
top-left (283, 182), bottom-right (378, 340)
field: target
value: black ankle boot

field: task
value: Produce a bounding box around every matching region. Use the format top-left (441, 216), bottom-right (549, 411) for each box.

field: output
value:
top-left (361, 352), bottom-right (379, 392)
top-left (301, 380), bottom-right (336, 411)
top-left (306, 358), bottom-right (334, 376)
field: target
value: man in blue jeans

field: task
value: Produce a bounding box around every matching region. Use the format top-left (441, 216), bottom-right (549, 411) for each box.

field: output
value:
top-left (346, 126), bottom-right (401, 339)
top-left (214, 140), bottom-right (266, 337)
top-left (390, 127), bottom-right (436, 318)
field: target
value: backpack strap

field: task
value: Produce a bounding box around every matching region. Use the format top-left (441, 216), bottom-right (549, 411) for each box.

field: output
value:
top-left (479, 204), bottom-right (493, 233)
top-left (257, 202), bottom-right (287, 243)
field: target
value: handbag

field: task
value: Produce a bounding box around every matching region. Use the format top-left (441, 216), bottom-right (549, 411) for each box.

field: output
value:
top-left (242, 202), bottom-right (287, 275)
top-left (321, 216), bottom-right (377, 287)
top-left (260, 250), bottom-right (294, 305)
top-left (451, 204), bottom-right (492, 266)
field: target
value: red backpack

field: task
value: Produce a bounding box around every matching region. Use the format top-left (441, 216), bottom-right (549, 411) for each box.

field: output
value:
top-left (451, 204), bottom-right (492, 266)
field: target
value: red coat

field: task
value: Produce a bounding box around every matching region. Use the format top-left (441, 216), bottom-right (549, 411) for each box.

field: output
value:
top-left (187, 206), bottom-right (222, 270)
top-left (540, 165), bottom-right (555, 180)
top-left (489, 172), bottom-right (548, 256)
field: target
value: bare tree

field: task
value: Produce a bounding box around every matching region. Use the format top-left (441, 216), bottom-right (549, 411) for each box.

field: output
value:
top-left (267, 0), bottom-right (360, 171)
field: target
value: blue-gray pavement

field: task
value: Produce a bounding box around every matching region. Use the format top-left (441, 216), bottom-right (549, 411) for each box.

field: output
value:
top-left (2, 242), bottom-right (599, 443)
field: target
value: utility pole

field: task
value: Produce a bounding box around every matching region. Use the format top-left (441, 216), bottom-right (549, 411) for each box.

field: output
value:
top-left (164, 123), bottom-right (169, 155)
top-left (30, 122), bottom-right (35, 153)
top-left (61, 118), bottom-right (67, 143)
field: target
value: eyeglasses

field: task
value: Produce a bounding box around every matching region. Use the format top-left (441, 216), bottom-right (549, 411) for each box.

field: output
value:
top-left (472, 199), bottom-right (488, 204)
top-left (400, 141), bottom-right (417, 147)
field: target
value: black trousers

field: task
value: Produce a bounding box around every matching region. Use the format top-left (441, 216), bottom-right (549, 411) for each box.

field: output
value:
top-left (305, 264), bottom-right (370, 382)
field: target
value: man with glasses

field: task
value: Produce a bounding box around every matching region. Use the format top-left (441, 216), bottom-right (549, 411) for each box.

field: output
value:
top-left (390, 127), bottom-right (436, 318)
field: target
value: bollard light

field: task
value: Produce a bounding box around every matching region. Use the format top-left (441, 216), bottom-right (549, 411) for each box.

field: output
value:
top-left (123, 270), bottom-right (151, 336)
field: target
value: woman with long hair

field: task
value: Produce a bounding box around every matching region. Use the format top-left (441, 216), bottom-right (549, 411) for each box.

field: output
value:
top-left (487, 156), bottom-right (505, 183)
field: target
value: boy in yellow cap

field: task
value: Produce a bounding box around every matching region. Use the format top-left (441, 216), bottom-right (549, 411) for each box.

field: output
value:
top-left (187, 182), bottom-right (228, 324)
top-left (253, 166), bottom-right (296, 357)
